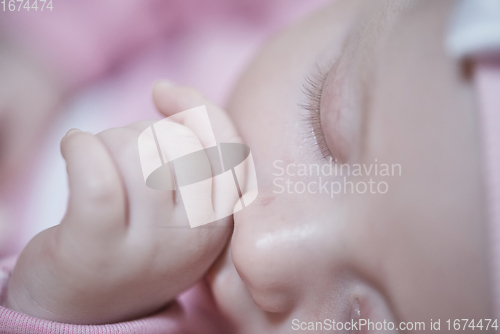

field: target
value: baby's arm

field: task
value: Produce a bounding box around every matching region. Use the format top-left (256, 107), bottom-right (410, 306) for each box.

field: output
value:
top-left (1, 82), bottom-right (240, 326)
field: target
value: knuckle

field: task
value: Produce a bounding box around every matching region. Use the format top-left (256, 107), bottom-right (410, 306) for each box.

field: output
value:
top-left (98, 127), bottom-right (139, 154)
top-left (83, 176), bottom-right (121, 207)
top-left (171, 122), bottom-right (196, 138)
top-left (128, 120), bottom-right (156, 132)
top-left (159, 121), bottom-right (199, 147)
top-left (176, 86), bottom-right (206, 105)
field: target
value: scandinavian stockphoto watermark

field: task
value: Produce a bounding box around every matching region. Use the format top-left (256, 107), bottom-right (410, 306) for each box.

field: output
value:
top-left (138, 105), bottom-right (258, 228)
top-left (273, 158), bottom-right (401, 196)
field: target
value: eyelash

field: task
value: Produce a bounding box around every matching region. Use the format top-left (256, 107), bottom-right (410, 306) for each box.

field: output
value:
top-left (299, 64), bottom-right (334, 161)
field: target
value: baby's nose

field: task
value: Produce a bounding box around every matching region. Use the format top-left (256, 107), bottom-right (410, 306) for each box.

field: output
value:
top-left (231, 185), bottom-right (323, 313)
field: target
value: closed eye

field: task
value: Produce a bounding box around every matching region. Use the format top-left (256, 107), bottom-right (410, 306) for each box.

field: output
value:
top-left (299, 63), bottom-right (334, 162)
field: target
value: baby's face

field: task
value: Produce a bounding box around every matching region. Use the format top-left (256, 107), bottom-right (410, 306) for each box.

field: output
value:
top-left (217, 0), bottom-right (492, 331)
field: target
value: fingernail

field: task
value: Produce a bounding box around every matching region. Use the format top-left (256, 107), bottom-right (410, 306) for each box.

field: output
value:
top-left (65, 128), bottom-right (81, 137)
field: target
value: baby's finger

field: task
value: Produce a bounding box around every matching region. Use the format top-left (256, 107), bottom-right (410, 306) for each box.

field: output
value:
top-left (60, 129), bottom-right (127, 240)
top-left (96, 127), bottom-right (178, 230)
top-left (152, 80), bottom-right (242, 145)
top-left (153, 120), bottom-right (219, 227)
top-left (152, 81), bottom-right (254, 223)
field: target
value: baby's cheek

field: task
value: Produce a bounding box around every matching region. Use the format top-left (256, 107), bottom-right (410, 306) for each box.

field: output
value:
top-left (231, 188), bottom-right (324, 313)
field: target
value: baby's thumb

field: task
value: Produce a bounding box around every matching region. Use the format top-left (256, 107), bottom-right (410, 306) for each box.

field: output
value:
top-left (60, 129), bottom-right (126, 239)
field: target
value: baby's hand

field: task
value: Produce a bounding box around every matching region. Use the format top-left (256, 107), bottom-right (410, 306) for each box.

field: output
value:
top-left (3, 82), bottom-right (241, 324)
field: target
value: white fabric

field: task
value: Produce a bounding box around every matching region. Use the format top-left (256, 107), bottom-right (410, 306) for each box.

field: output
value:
top-left (447, 0), bottom-right (500, 58)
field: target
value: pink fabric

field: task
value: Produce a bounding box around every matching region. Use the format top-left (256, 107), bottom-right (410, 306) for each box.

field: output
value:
top-left (0, 0), bottom-right (165, 89)
top-left (0, 0), bottom-right (254, 88)
top-left (0, 307), bottom-right (183, 334)
top-left (0, 257), bottom-right (231, 333)
top-left (0, 0), bottom-right (326, 91)
top-left (475, 59), bottom-right (500, 325)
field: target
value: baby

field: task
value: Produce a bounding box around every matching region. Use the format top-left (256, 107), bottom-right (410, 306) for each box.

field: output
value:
top-left (1, 0), bottom-right (498, 333)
